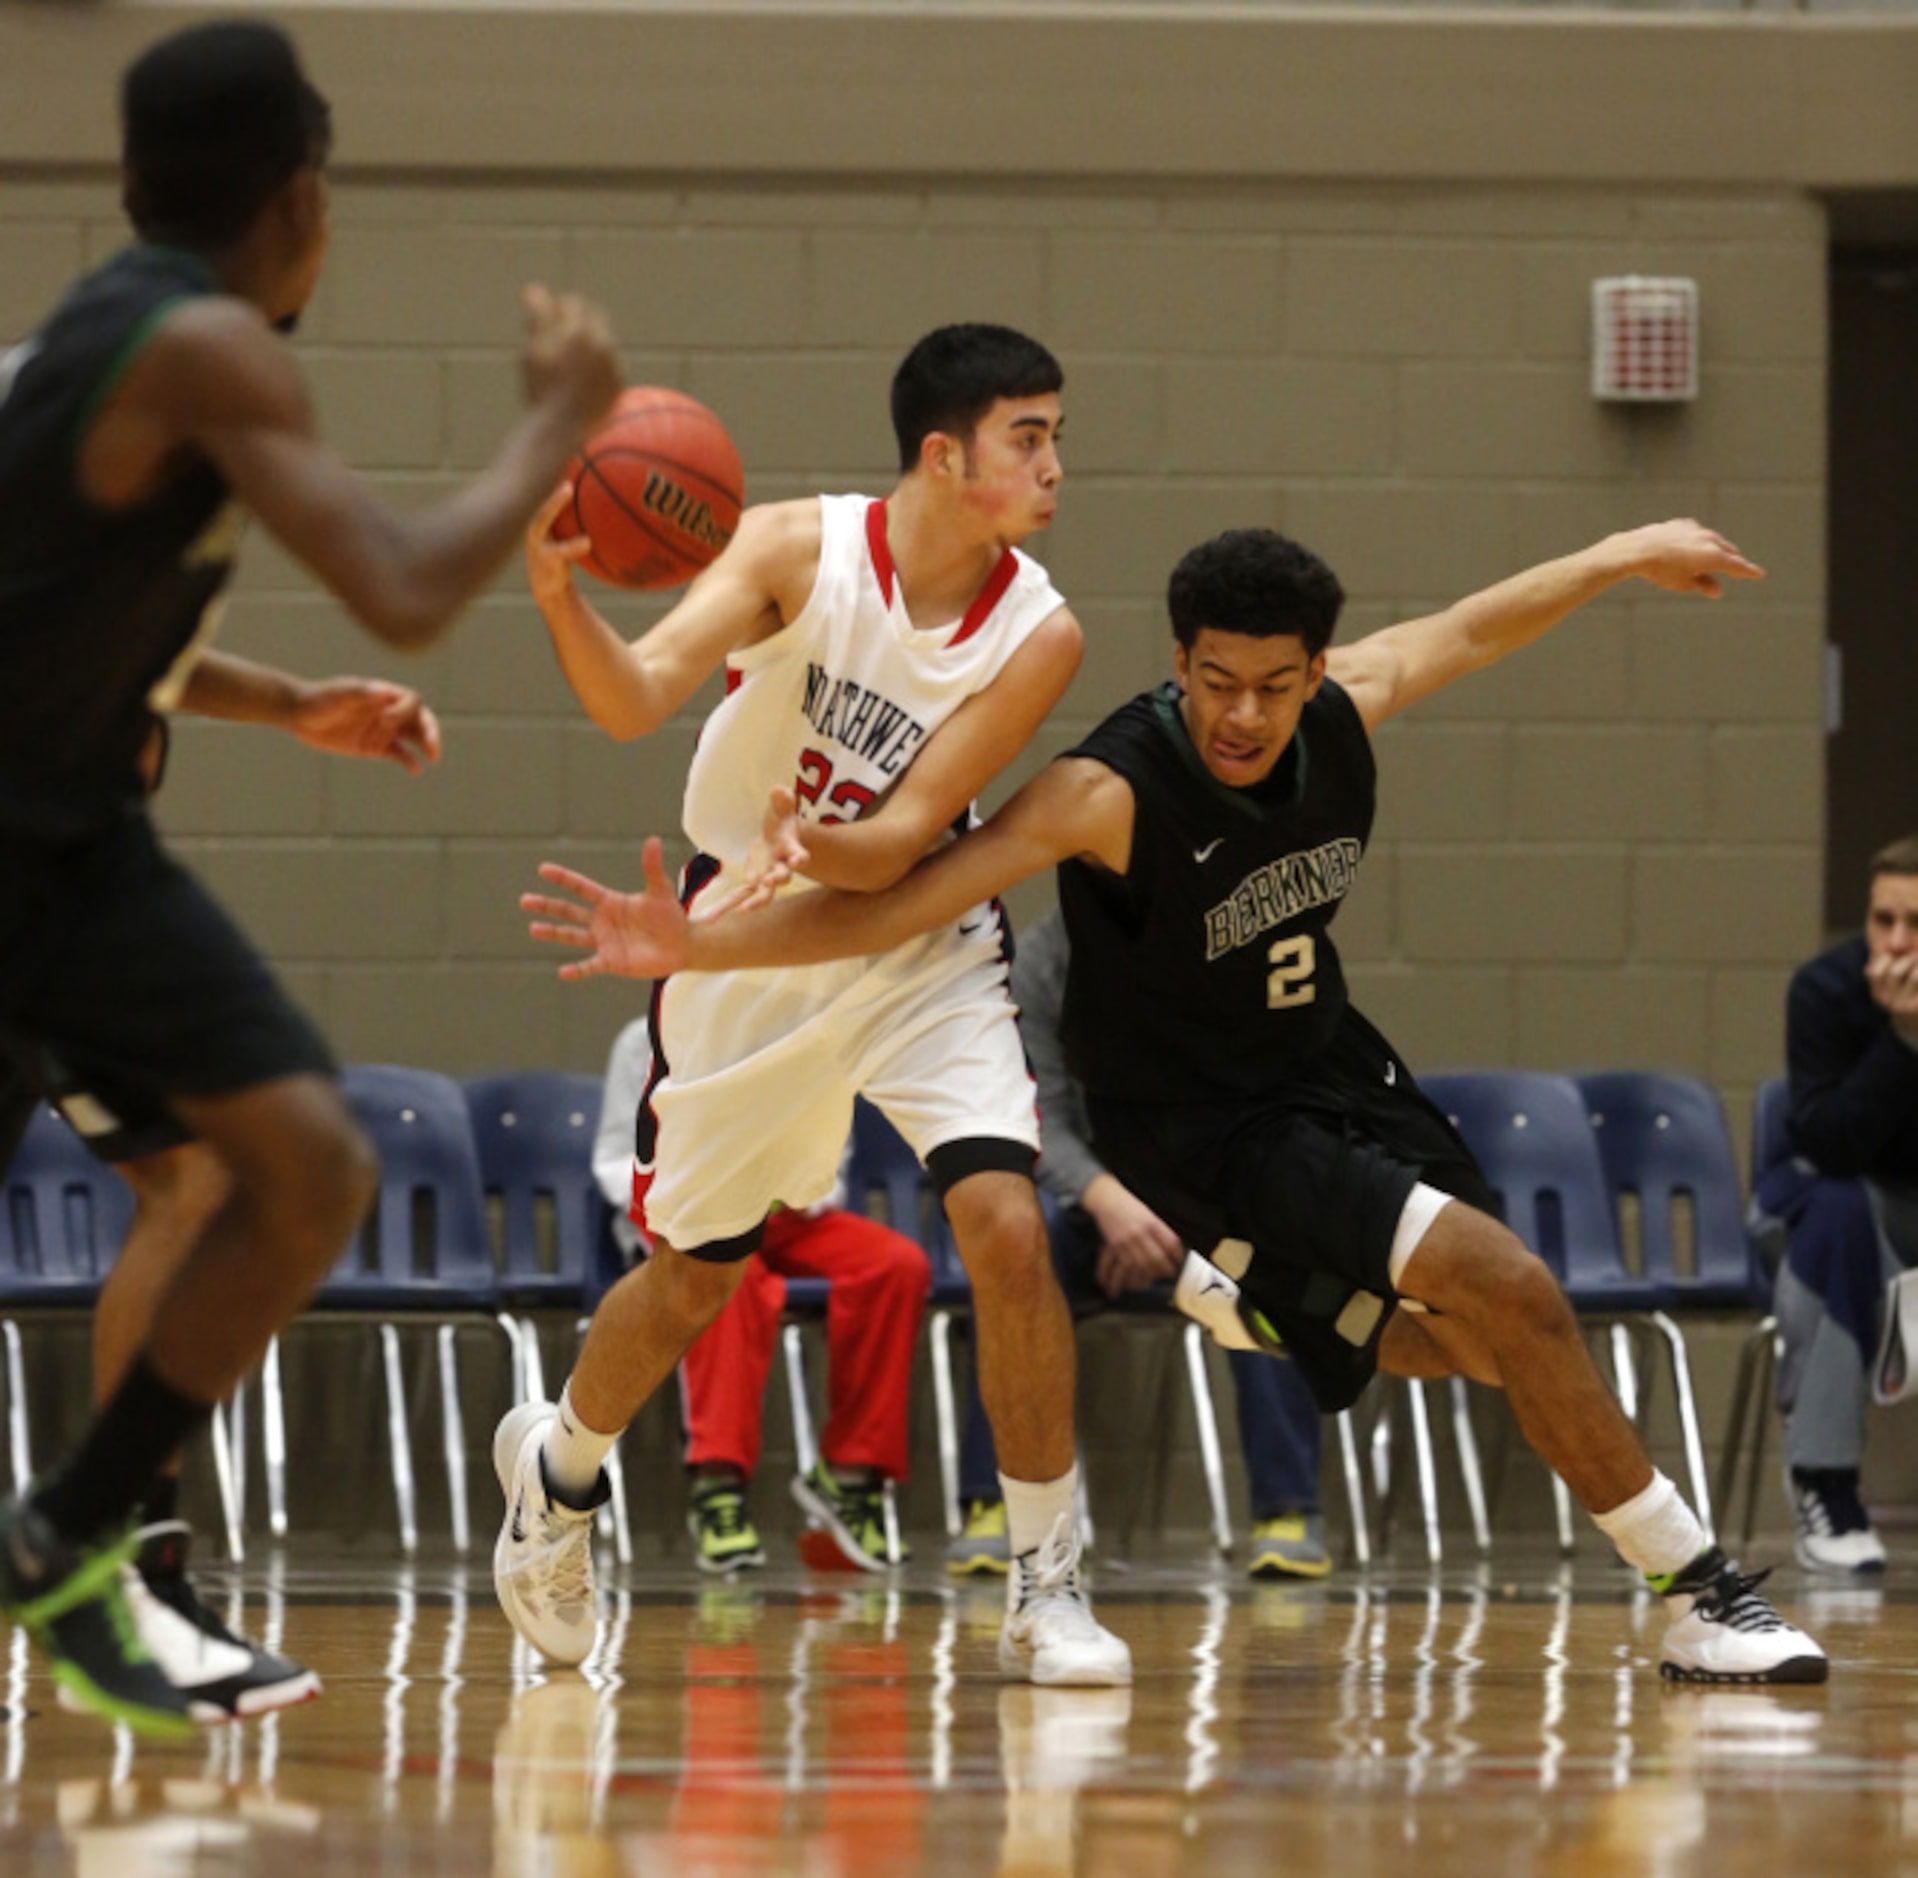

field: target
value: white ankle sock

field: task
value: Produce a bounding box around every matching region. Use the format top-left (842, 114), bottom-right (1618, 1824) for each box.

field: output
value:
top-left (541, 1382), bottom-right (620, 1503)
top-left (1591, 1470), bottom-right (1707, 1581)
top-left (1000, 1465), bottom-right (1078, 1561)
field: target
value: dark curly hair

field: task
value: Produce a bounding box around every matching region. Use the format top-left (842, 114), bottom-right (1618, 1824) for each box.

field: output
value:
top-left (891, 324), bottom-right (1062, 473)
top-left (1166, 529), bottom-right (1344, 656)
top-left (122, 20), bottom-right (332, 249)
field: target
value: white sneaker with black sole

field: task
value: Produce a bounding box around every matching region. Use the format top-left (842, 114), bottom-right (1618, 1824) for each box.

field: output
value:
top-left (492, 1402), bottom-right (608, 1667)
top-left (1788, 1467), bottom-right (1887, 1574)
top-left (1659, 1547), bottom-right (1829, 1685)
top-left (999, 1512), bottom-right (1132, 1688)
top-left (53, 1523), bottom-right (321, 1725)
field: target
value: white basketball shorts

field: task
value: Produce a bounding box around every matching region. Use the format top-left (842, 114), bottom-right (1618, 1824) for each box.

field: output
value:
top-left (639, 911), bottom-right (1038, 1251)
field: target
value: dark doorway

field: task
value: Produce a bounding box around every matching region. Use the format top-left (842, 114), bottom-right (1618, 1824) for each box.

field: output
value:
top-left (1827, 236), bottom-right (1918, 927)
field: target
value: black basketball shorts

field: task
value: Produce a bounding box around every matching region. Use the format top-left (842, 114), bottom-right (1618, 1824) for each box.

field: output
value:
top-left (1087, 1004), bottom-right (1494, 1413)
top-left (0, 814), bottom-right (337, 1162)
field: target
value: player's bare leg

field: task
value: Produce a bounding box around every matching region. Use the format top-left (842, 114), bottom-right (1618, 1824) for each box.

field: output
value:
top-left (1385, 1199), bottom-right (1826, 1683)
top-left (944, 1172), bottom-right (1130, 1686)
top-left (495, 1244), bottom-right (745, 1666)
top-left (89, 1141), bottom-right (325, 1719)
top-left (1385, 1205), bottom-right (1649, 1513)
top-left (94, 1145), bottom-right (232, 1407)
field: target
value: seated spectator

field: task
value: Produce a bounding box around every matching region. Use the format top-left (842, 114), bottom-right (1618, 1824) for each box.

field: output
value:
top-left (1760, 835), bottom-right (1918, 1572)
top-left (947, 913), bottom-right (1332, 1580)
top-left (593, 1019), bottom-right (931, 1573)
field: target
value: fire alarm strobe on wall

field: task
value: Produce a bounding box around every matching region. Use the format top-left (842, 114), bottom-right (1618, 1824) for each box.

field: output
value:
top-left (1592, 276), bottom-right (1699, 402)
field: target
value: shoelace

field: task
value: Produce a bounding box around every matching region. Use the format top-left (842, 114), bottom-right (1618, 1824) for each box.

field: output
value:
top-left (520, 1507), bottom-right (595, 1610)
top-left (698, 1492), bottom-right (752, 1541)
top-left (1014, 1511), bottom-right (1098, 1628)
top-left (1692, 1563), bottom-right (1788, 1634)
top-left (1798, 1476), bottom-right (1872, 1536)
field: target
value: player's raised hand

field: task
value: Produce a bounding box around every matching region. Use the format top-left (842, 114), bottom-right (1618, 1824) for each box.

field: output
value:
top-left (1621, 519), bottom-right (1765, 599)
top-left (289, 678), bottom-right (443, 773)
top-left (695, 785), bottom-right (812, 924)
top-left (522, 841), bottom-right (687, 981)
top-left (525, 481), bottom-right (592, 608)
top-left (520, 284), bottom-right (621, 432)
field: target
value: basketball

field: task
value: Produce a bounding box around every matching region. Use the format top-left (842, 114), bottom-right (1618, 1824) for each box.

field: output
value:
top-left (552, 386), bottom-right (744, 591)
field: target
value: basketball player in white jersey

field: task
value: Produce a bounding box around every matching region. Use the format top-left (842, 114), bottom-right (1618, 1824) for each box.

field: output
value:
top-left (493, 325), bottom-right (1130, 1686)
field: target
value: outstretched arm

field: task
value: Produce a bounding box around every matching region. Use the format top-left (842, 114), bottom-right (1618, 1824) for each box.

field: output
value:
top-left (90, 287), bottom-right (620, 649)
top-left (523, 756), bottom-right (1133, 980)
top-left (1327, 519), bottom-right (1763, 733)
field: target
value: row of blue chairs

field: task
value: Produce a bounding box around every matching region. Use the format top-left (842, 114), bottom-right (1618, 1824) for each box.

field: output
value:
top-left (0, 1063), bottom-right (1788, 1563)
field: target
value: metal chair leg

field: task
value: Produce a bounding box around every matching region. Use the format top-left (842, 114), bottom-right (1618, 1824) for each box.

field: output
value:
top-left (1183, 1324), bottom-right (1233, 1555)
top-left (1608, 1323), bottom-right (1640, 1424)
top-left (1075, 1454), bottom-right (1095, 1554)
top-left (263, 1335), bottom-right (288, 1540)
top-left (379, 1323), bottom-right (419, 1554)
top-left (782, 1322), bottom-right (819, 1478)
top-left (929, 1309), bottom-right (961, 1539)
top-left (1649, 1310), bottom-right (1714, 1545)
top-left (1717, 1314), bottom-right (1778, 1549)
top-left (882, 1480), bottom-right (903, 1566)
top-left (518, 1315), bottom-right (546, 1404)
top-left (1335, 1410), bottom-right (1371, 1568)
top-left (1406, 1379), bottom-right (1442, 1566)
top-left (1741, 1326), bottom-right (1783, 1549)
top-left (228, 1376), bottom-right (249, 1538)
top-left (437, 1325), bottom-right (469, 1553)
top-left (496, 1312), bottom-right (529, 1403)
top-left (602, 1441), bottom-right (633, 1566)
top-left (1448, 1377), bottom-right (1492, 1554)
top-left (2, 1321), bottom-right (28, 1494)
top-left (207, 1392), bottom-right (244, 1563)
top-left (1550, 1470), bottom-right (1576, 1556)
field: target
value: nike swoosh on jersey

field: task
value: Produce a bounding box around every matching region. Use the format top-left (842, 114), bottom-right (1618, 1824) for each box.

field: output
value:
top-left (1194, 838), bottom-right (1225, 863)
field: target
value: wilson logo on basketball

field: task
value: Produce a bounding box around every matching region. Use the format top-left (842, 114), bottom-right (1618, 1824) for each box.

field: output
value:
top-left (641, 472), bottom-right (733, 554)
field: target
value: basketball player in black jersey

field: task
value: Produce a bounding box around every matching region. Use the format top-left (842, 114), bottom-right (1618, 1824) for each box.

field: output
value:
top-left (0, 19), bottom-right (619, 1735)
top-left (529, 517), bottom-right (1828, 1685)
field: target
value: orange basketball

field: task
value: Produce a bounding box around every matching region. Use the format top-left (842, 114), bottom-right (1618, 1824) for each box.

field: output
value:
top-left (552, 387), bottom-right (744, 591)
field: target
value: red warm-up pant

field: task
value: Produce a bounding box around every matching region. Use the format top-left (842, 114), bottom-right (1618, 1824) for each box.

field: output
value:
top-left (679, 1207), bottom-right (931, 1482)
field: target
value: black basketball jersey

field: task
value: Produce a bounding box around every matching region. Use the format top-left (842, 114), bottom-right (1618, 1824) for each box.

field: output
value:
top-left (0, 246), bottom-right (242, 839)
top-left (1058, 677), bottom-right (1376, 1105)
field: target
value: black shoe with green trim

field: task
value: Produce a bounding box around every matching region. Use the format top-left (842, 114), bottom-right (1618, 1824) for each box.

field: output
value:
top-left (0, 1496), bottom-right (195, 1740)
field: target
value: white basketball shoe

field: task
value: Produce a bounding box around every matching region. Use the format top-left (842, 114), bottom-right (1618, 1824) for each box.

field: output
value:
top-left (1659, 1548), bottom-right (1829, 1684)
top-left (493, 1402), bottom-right (607, 1667)
top-left (998, 1512), bottom-right (1132, 1687)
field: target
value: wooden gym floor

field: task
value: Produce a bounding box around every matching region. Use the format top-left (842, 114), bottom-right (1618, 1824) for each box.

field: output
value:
top-left (0, 1547), bottom-right (1910, 1875)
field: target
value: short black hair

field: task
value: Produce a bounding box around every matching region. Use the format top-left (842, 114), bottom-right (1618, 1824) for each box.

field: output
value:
top-left (890, 324), bottom-right (1062, 473)
top-left (122, 20), bottom-right (332, 248)
top-left (1871, 835), bottom-right (1918, 880)
top-left (1167, 529), bottom-right (1345, 656)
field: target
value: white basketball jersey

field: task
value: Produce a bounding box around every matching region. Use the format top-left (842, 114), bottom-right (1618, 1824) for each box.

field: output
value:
top-left (681, 492), bottom-right (1065, 872)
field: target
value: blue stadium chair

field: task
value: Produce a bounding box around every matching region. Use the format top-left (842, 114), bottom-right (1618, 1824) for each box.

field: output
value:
top-left (464, 1070), bottom-right (632, 1562)
top-left (299, 1065), bottom-right (509, 1554)
top-left (1423, 1070), bottom-right (1654, 1555)
top-left (0, 1102), bottom-right (134, 1495)
top-left (1576, 1072), bottom-right (1772, 1544)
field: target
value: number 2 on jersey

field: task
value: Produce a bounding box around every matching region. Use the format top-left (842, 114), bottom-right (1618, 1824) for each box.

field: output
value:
top-left (1267, 934), bottom-right (1317, 1009)
top-left (793, 747), bottom-right (877, 826)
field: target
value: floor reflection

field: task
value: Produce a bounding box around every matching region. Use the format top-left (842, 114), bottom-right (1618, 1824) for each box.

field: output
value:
top-left (0, 1554), bottom-right (1902, 1875)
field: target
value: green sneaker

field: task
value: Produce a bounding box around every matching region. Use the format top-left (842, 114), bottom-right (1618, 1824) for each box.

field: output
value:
top-left (1246, 1511), bottom-right (1332, 1580)
top-left (790, 1463), bottom-right (903, 1572)
top-left (687, 1479), bottom-right (766, 1575)
top-left (945, 1498), bottom-right (1011, 1577)
top-left (0, 1497), bottom-right (195, 1740)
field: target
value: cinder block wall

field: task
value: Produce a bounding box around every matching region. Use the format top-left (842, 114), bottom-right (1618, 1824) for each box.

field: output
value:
top-left (6, 3), bottom-right (1912, 1538)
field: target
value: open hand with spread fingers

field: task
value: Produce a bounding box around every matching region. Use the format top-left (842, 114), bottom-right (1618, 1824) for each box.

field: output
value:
top-left (692, 785), bottom-right (811, 924)
top-left (522, 839), bottom-right (688, 981)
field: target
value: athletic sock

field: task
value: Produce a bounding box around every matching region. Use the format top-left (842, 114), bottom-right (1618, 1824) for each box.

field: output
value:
top-left (542, 1382), bottom-right (620, 1506)
top-left (1000, 1465), bottom-right (1078, 1563)
top-left (1591, 1469), bottom-right (1709, 1584)
top-left (33, 1356), bottom-right (214, 1545)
